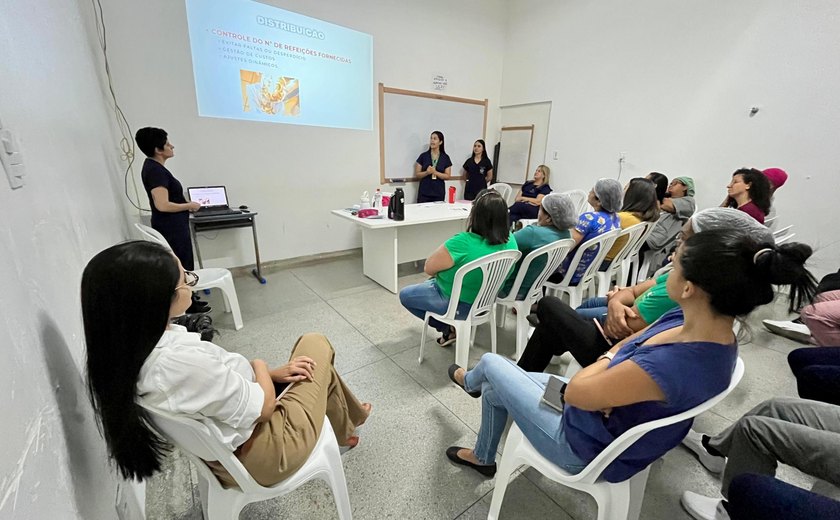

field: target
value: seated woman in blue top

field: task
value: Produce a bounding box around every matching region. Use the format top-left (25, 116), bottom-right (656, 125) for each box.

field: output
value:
top-left (462, 139), bottom-right (494, 201)
top-left (444, 229), bottom-right (816, 480)
top-left (499, 193), bottom-right (577, 300)
top-left (548, 178), bottom-right (622, 285)
top-left (415, 131), bottom-right (453, 203)
top-left (509, 165), bottom-right (552, 224)
top-left (399, 190), bottom-right (517, 345)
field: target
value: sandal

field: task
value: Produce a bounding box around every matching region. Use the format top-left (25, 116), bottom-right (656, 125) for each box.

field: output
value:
top-left (437, 331), bottom-right (457, 347)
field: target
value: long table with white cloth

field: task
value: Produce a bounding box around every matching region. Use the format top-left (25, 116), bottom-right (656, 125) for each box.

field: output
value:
top-left (330, 201), bottom-right (472, 293)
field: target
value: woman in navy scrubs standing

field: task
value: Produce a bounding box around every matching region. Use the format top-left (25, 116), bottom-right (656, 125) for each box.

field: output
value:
top-left (415, 131), bottom-right (453, 203)
top-left (462, 139), bottom-right (494, 201)
top-left (135, 127), bottom-right (206, 312)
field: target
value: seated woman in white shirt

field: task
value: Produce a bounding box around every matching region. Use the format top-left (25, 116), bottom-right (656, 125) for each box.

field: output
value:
top-left (82, 241), bottom-right (370, 487)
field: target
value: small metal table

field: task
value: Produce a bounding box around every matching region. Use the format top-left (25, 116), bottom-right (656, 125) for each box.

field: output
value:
top-left (190, 211), bottom-right (266, 284)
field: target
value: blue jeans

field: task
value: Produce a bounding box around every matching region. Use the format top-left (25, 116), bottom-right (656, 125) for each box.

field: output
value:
top-left (576, 297), bottom-right (608, 324)
top-left (399, 279), bottom-right (471, 334)
top-left (464, 353), bottom-right (588, 472)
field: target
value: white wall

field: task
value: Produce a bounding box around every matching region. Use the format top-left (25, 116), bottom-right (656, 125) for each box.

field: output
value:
top-left (501, 0), bottom-right (840, 276)
top-left (100, 0), bottom-right (509, 268)
top-left (0, 0), bottom-right (140, 517)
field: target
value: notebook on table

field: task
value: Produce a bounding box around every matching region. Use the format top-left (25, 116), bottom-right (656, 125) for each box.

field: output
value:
top-left (187, 186), bottom-right (242, 217)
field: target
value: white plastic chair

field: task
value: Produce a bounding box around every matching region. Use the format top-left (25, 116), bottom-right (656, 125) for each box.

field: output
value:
top-left (775, 233), bottom-right (796, 244)
top-left (543, 229), bottom-right (620, 309)
top-left (135, 223), bottom-right (244, 330)
top-left (516, 218), bottom-right (538, 229)
top-left (488, 183), bottom-right (514, 206)
top-left (773, 224), bottom-right (793, 238)
top-left (562, 189), bottom-right (590, 216)
top-left (418, 249), bottom-right (521, 368)
top-left (596, 223), bottom-right (654, 297)
top-left (622, 222), bottom-right (658, 287)
top-left (488, 358), bottom-right (745, 520)
top-left (496, 238), bottom-right (575, 360)
top-left (140, 404), bottom-right (352, 520)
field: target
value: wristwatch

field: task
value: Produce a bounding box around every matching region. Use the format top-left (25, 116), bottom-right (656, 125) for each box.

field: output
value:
top-left (597, 351), bottom-right (615, 363)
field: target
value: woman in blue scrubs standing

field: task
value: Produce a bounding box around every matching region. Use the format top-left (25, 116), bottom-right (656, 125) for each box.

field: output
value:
top-left (415, 131), bottom-right (453, 203)
top-left (462, 139), bottom-right (494, 201)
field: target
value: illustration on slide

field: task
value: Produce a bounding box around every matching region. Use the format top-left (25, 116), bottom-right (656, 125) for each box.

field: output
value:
top-left (239, 70), bottom-right (300, 116)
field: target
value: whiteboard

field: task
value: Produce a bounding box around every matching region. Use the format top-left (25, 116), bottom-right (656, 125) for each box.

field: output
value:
top-left (380, 84), bottom-right (487, 183)
top-left (496, 126), bottom-right (534, 184)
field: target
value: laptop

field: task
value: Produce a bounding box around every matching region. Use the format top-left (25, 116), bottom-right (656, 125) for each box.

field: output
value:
top-left (187, 186), bottom-right (242, 217)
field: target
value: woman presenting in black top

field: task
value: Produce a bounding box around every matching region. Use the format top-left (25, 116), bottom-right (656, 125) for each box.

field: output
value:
top-left (415, 131), bottom-right (453, 203)
top-left (136, 127), bottom-right (204, 311)
top-left (462, 139), bottom-right (494, 201)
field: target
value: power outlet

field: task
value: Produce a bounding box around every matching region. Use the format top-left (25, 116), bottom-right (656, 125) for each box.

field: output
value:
top-left (618, 152), bottom-right (627, 163)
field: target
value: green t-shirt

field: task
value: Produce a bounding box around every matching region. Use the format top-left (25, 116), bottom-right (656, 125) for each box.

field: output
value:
top-left (501, 225), bottom-right (572, 298)
top-left (435, 231), bottom-right (518, 304)
top-left (634, 272), bottom-right (678, 325)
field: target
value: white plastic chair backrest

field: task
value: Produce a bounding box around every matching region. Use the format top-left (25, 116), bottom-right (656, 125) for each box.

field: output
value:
top-left (773, 224), bottom-right (793, 237)
top-left (135, 223), bottom-right (173, 251)
top-left (607, 222), bottom-right (652, 272)
top-left (567, 357), bottom-right (745, 484)
top-left (552, 229), bottom-right (620, 289)
top-left (140, 403), bottom-right (266, 494)
top-left (443, 249), bottom-right (521, 320)
top-left (500, 238), bottom-right (575, 303)
top-left (562, 189), bottom-right (589, 216)
top-left (487, 183), bottom-right (513, 205)
top-left (775, 233), bottom-right (795, 244)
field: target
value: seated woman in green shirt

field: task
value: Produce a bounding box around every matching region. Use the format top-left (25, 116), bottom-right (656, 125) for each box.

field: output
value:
top-left (399, 190), bottom-right (517, 346)
top-left (518, 206), bottom-right (775, 372)
top-left (499, 193), bottom-right (577, 300)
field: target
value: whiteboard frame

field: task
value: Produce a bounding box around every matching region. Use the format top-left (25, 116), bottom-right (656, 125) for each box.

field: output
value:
top-left (497, 125), bottom-right (535, 184)
top-left (379, 83), bottom-right (488, 184)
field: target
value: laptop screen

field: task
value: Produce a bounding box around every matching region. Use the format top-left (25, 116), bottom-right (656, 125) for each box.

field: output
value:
top-left (188, 186), bottom-right (228, 208)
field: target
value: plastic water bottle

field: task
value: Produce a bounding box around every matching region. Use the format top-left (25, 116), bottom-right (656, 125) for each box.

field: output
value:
top-left (373, 188), bottom-right (382, 208)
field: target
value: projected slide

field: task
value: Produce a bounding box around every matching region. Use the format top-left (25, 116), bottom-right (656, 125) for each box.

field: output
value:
top-left (185, 0), bottom-right (373, 130)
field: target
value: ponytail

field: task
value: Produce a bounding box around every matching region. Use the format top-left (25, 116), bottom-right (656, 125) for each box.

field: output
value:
top-left (753, 243), bottom-right (818, 312)
top-left (680, 230), bottom-right (816, 317)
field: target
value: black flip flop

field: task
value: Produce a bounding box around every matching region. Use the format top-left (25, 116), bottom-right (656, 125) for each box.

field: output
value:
top-left (445, 446), bottom-right (497, 477)
top-left (448, 364), bottom-right (481, 398)
top-left (437, 331), bottom-right (457, 347)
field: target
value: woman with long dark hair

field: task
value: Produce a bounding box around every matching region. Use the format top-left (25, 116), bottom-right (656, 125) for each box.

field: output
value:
top-left (415, 130), bottom-right (453, 203)
top-left (399, 189), bottom-right (517, 345)
top-left (83, 241), bottom-right (370, 485)
top-left (462, 139), bottom-right (494, 201)
top-left (445, 229), bottom-right (816, 481)
top-left (646, 172), bottom-right (669, 205)
top-left (603, 177), bottom-right (659, 264)
top-left (724, 168), bottom-right (772, 224)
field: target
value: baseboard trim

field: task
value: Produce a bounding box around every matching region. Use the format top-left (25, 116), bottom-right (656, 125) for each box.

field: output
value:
top-left (227, 248), bottom-right (362, 278)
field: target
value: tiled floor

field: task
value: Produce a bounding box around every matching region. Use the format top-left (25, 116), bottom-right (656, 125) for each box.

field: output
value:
top-left (145, 253), bottom-right (820, 519)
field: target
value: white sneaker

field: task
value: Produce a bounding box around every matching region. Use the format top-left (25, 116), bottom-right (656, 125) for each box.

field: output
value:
top-left (681, 491), bottom-right (730, 520)
top-left (681, 430), bottom-right (725, 474)
top-left (762, 319), bottom-right (811, 343)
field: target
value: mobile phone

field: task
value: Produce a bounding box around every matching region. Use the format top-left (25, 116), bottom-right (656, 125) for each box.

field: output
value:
top-left (541, 376), bottom-right (567, 413)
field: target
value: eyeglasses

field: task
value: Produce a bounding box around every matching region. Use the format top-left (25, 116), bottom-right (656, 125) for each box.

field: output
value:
top-left (175, 271), bottom-right (199, 291)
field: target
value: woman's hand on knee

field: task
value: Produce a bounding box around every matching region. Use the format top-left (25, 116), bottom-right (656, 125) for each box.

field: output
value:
top-left (271, 356), bottom-right (317, 383)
